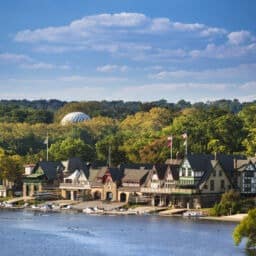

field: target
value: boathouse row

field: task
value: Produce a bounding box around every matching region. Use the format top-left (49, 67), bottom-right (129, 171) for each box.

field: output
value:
top-left (19, 155), bottom-right (256, 208)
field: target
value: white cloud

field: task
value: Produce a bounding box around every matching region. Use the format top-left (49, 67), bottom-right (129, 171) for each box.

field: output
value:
top-left (15, 13), bottom-right (226, 44)
top-left (21, 62), bottom-right (70, 70)
top-left (190, 43), bottom-right (256, 59)
top-left (13, 12), bottom-right (229, 62)
top-left (13, 12), bottom-right (256, 62)
top-left (150, 64), bottom-right (256, 82)
top-left (97, 64), bottom-right (128, 73)
top-left (0, 52), bottom-right (70, 70)
top-left (240, 81), bottom-right (256, 90)
top-left (228, 30), bottom-right (255, 45)
top-left (0, 53), bottom-right (32, 63)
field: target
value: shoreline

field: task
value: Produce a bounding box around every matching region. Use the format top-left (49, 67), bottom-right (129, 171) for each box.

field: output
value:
top-left (0, 204), bottom-right (248, 222)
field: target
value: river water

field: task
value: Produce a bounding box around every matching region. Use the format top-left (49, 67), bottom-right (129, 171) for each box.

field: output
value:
top-left (0, 210), bottom-right (246, 256)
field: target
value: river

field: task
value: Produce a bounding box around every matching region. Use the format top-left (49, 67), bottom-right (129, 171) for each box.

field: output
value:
top-left (0, 210), bottom-right (246, 256)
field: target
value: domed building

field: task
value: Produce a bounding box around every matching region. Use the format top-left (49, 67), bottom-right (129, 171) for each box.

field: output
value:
top-left (61, 112), bottom-right (90, 125)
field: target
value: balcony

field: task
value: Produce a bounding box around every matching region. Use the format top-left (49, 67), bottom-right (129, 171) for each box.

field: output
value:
top-left (141, 187), bottom-right (196, 195)
top-left (59, 182), bottom-right (90, 190)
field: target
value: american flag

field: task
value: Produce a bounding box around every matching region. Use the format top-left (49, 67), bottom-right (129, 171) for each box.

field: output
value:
top-left (167, 136), bottom-right (173, 147)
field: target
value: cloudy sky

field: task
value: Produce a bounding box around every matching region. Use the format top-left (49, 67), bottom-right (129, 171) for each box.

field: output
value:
top-left (0, 0), bottom-right (256, 102)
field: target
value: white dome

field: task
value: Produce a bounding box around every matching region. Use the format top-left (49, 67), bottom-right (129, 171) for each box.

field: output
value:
top-left (61, 112), bottom-right (90, 125)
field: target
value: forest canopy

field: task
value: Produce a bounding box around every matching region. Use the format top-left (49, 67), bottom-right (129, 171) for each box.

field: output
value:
top-left (0, 99), bottom-right (255, 168)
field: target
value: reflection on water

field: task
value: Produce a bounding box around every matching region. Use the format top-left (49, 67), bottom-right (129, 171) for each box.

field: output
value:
top-left (0, 210), bottom-right (246, 256)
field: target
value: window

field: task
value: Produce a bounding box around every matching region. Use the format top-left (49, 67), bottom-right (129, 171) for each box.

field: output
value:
top-left (204, 184), bottom-right (208, 189)
top-left (219, 171), bottom-right (222, 176)
top-left (221, 180), bottom-right (225, 190)
top-left (210, 180), bottom-right (215, 191)
top-left (188, 168), bottom-right (192, 176)
top-left (182, 168), bottom-right (186, 176)
top-left (213, 170), bottom-right (216, 177)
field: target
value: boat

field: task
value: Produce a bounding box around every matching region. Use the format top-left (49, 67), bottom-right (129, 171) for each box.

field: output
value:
top-left (183, 210), bottom-right (203, 217)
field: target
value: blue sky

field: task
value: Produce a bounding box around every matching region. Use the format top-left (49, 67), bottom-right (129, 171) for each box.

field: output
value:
top-left (0, 0), bottom-right (256, 102)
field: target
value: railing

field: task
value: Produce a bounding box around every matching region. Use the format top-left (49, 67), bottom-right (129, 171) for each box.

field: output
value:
top-left (141, 187), bottom-right (196, 194)
top-left (59, 183), bottom-right (90, 190)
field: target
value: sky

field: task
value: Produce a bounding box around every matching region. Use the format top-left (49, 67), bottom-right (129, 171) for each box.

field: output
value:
top-left (0, 0), bottom-right (256, 102)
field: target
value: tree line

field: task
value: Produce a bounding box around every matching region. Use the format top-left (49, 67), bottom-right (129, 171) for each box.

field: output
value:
top-left (1, 98), bottom-right (253, 123)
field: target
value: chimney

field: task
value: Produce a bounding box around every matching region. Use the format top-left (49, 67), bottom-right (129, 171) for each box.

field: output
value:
top-left (214, 152), bottom-right (217, 161)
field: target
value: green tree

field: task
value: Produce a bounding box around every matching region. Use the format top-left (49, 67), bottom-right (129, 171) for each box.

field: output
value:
top-left (49, 137), bottom-right (95, 161)
top-left (210, 190), bottom-right (241, 216)
top-left (233, 209), bottom-right (256, 253)
top-left (0, 153), bottom-right (23, 182)
top-left (96, 133), bottom-right (127, 166)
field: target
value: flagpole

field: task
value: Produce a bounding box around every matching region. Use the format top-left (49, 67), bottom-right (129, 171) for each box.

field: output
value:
top-left (185, 137), bottom-right (188, 156)
top-left (167, 136), bottom-right (173, 161)
top-left (170, 140), bottom-right (173, 160)
top-left (46, 132), bottom-right (49, 161)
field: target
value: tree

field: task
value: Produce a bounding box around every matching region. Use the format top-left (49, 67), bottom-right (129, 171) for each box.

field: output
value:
top-left (49, 137), bottom-right (95, 161)
top-left (96, 133), bottom-right (127, 166)
top-left (233, 209), bottom-right (256, 254)
top-left (139, 137), bottom-right (170, 163)
top-left (210, 114), bottom-right (246, 153)
top-left (210, 190), bottom-right (241, 216)
top-left (0, 153), bottom-right (23, 182)
top-left (207, 139), bottom-right (228, 154)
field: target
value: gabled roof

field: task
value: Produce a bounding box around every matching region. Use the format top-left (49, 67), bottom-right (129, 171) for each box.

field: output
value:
top-left (145, 163), bottom-right (179, 183)
top-left (166, 165), bottom-right (180, 181)
top-left (199, 160), bottom-right (218, 186)
top-left (62, 157), bottom-right (89, 177)
top-left (89, 166), bottom-right (124, 183)
top-left (33, 161), bottom-right (63, 180)
top-left (108, 167), bottom-right (124, 182)
top-left (185, 154), bottom-right (213, 173)
top-left (217, 154), bottom-right (245, 176)
top-left (122, 168), bottom-right (149, 183)
top-left (181, 154), bottom-right (239, 188)
top-left (236, 159), bottom-right (256, 172)
top-left (64, 169), bottom-right (88, 182)
top-left (155, 164), bottom-right (171, 179)
top-left (184, 154), bottom-right (246, 175)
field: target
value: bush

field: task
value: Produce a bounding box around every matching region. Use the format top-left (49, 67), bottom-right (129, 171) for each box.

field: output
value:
top-left (210, 191), bottom-right (242, 216)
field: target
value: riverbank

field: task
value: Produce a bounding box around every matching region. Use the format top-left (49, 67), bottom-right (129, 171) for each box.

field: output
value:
top-left (200, 214), bottom-right (248, 222)
top-left (0, 198), bottom-right (249, 222)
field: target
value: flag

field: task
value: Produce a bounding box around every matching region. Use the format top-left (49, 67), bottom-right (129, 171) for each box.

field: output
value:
top-left (43, 137), bottom-right (48, 144)
top-left (167, 136), bottom-right (173, 148)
